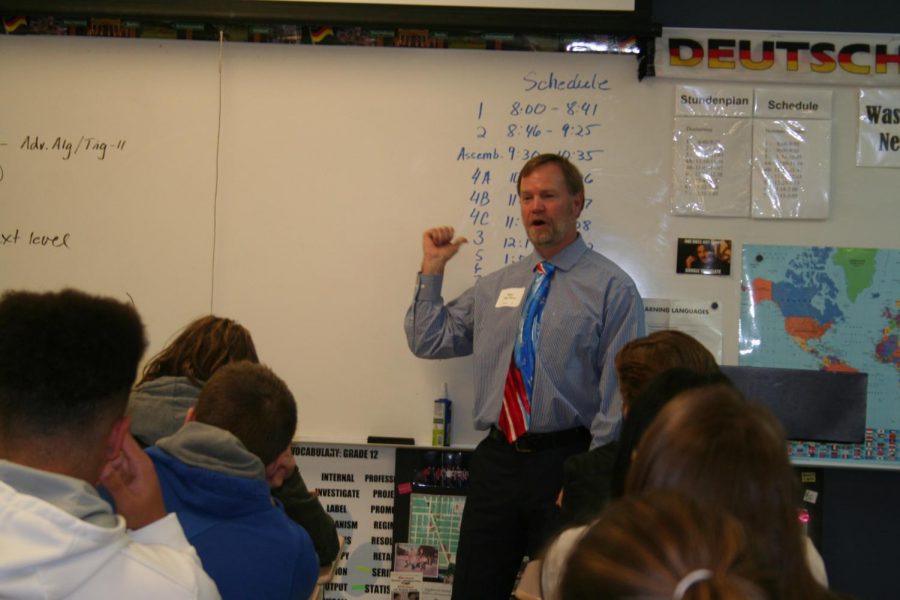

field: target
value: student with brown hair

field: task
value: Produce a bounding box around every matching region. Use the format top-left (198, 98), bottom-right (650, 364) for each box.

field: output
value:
top-left (559, 491), bottom-right (768, 600)
top-left (541, 368), bottom-right (729, 600)
top-left (625, 385), bottom-right (835, 600)
top-left (560, 330), bottom-right (720, 526)
top-left (128, 315), bottom-right (339, 566)
top-left (146, 361), bottom-right (319, 600)
top-left (613, 329), bottom-right (719, 404)
top-left (539, 331), bottom-right (721, 600)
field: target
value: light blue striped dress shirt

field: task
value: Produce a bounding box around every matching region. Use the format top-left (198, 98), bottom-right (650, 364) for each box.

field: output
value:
top-left (405, 236), bottom-right (645, 448)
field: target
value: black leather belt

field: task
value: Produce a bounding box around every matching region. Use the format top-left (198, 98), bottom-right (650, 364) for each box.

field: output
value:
top-left (488, 426), bottom-right (590, 453)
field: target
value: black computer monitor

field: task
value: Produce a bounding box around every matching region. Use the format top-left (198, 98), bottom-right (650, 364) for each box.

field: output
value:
top-left (720, 365), bottom-right (867, 443)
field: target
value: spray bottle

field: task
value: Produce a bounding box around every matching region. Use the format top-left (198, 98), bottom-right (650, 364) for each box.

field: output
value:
top-left (432, 383), bottom-right (452, 447)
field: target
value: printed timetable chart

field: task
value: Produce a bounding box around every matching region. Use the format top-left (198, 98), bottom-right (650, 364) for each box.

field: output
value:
top-left (671, 85), bottom-right (834, 220)
top-left (751, 88), bottom-right (832, 219)
top-left (407, 493), bottom-right (466, 570)
top-left (671, 84), bottom-right (754, 217)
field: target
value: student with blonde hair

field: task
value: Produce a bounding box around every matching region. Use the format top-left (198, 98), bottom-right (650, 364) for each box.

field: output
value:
top-left (559, 491), bottom-right (768, 600)
top-left (614, 329), bottom-right (719, 405)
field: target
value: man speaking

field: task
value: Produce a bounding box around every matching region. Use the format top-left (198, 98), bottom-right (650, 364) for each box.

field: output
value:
top-left (405, 153), bottom-right (644, 599)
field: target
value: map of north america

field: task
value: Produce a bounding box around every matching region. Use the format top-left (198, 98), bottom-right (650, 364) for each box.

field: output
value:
top-left (740, 245), bottom-right (899, 429)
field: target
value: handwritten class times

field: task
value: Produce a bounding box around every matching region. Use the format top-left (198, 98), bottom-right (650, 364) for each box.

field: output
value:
top-left (458, 71), bottom-right (608, 277)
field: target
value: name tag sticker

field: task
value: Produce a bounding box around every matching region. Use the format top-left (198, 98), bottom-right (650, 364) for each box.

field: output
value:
top-left (496, 287), bottom-right (525, 308)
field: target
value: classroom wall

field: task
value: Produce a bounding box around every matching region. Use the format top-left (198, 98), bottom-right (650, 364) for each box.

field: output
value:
top-left (1, 33), bottom-right (897, 448)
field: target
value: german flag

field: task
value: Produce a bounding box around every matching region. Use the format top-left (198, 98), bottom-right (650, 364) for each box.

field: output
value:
top-left (310, 26), bottom-right (333, 44)
top-left (4, 16), bottom-right (27, 33)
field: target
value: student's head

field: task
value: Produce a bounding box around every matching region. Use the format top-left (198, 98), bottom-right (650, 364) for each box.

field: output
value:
top-left (610, 368), bottom-right (732, 498)
top-left (137, 315), bottom-right (258, 386)
top-left (0, 289), bottom-right (146, 480)
top-left (192, 361), bottom-right (297, 485)
top-left (626, 385), bottom-right (825, 600)
top-left (560, 491), bottom-right (767, 600)
top-left (614, 330), bottom-right (719, 407)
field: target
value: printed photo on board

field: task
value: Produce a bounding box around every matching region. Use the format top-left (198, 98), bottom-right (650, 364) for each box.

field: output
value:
top-left (394, 543), bottom-right (440, 578)
top-left (676, 237), bottom-right (732, 275)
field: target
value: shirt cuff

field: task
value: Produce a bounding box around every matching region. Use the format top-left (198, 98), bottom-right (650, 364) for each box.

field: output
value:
top-left (415, 273), bottom-right (444, 302)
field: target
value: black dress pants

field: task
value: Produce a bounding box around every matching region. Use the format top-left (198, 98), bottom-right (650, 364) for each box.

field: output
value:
top-left (451, 428), bottom-right (590, 600)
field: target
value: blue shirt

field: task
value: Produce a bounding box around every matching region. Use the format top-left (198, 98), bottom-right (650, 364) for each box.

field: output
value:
top-left (405, 236), bottom-right (645, 447)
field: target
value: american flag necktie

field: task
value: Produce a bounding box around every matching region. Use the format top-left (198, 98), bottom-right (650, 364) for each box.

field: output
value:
top-left (499, 261), bottom-right (556, 443)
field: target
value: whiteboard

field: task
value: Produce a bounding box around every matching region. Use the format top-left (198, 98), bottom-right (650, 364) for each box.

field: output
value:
top-left (1, 35), bottom-right (897, 447)
top-left (0, 37), bottom-right (220, 364)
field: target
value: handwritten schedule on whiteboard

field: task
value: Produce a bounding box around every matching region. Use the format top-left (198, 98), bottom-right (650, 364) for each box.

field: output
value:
top-left (452, 72), bottom-right (612, 281)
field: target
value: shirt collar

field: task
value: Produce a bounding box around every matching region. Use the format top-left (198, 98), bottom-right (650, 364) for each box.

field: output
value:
top-left (531, 235), bottom-right (587, 273)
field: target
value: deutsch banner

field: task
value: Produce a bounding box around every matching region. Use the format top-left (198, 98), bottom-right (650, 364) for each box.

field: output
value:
top-left (656, 28), bottom-right (900, 84)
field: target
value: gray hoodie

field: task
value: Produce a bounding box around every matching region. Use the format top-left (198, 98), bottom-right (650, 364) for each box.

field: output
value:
top-left (128, 376), bottom-right (202, 447)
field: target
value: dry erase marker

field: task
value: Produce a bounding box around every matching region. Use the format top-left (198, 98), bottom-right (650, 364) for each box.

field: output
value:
top-left (433, 383), bottom-right (451, 447)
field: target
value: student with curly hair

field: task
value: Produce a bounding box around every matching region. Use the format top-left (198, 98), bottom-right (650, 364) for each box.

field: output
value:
top-left (129, 315), bottom-right (259, 447)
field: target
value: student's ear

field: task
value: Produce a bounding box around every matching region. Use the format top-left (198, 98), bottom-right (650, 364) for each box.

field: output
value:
top-left (184, 406), bottom-right (197, 424)
top-left (265, 447), bottom-right (296, 489)
top-left (105, 415), bottom-right (132, 461)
